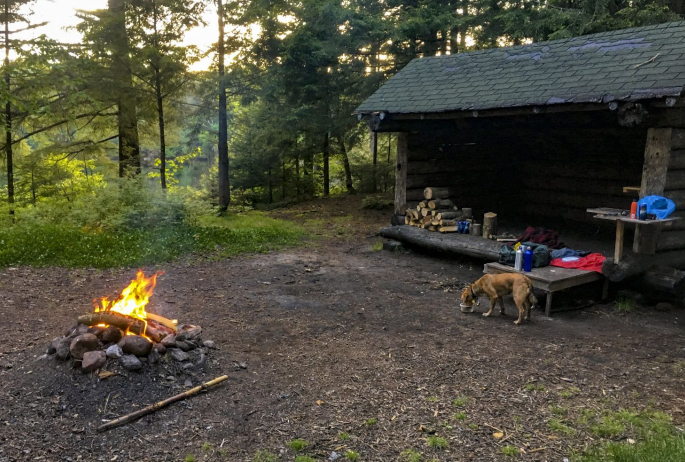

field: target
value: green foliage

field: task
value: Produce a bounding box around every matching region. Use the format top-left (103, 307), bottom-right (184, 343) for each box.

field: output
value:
top-left (184, 455), bottom-right (196, 462)
top-left (453, 412), bottom-right (467, 421)
top-left (201, 442), bottom-right (212, 452)
top-left (339, 432), bottom-right (352, 441)
top-left (426, 436), bottom-right (447, 449)
top-left (577, 433), bottom-right (685, 462)
top-left (548, 418), bottom-right (576, 435)
top-left (287, 439), bottom-right (309, 452)
top-left (345, 450), bottom-right (360, 461)
top-left (426, 396), bottom-right (439, 403)
top-left (372, 241), bottom-right (383, 252)
top-left (361, 196), bottom-right (393, 210)
top-left (400, 449), bottom-right (423, 462)
top-left (452, 397), bottom-right (469, 408)
top-left (524, 383), bottom-right (546, 392)
top-left (365, 418), bottom-right (377, 426)
top-left (500, 446), bottom-right (519, 457)
top-left (253, 450), bottom-right (278, 462)
top-left (616, 297), bottom-right (637, 313)
top-left (294, 457), bottom-right (316, 462)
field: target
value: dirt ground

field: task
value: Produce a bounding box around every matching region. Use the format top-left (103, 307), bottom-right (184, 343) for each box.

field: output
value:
top-left (2, 195), bottom-right (685, 462)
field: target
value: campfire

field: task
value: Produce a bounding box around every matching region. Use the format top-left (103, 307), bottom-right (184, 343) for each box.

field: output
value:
top-left (46, 271), bottom-right (214, 373)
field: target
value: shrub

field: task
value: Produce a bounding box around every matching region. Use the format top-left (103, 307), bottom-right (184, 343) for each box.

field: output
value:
top-left (361, 195), bottom-right (393, 210)
top-left (287, 439), bottom-right (309, 452)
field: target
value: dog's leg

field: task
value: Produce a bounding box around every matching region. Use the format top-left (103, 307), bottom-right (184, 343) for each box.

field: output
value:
top-left (482, 297), bottom-right (496, 317)
top-left (514, 300), bottom-right (524, 325)
top-left (498, 297), bottom-right (505, 315)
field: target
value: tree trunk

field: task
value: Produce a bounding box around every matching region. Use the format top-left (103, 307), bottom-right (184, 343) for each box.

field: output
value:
top-left (338, 139), bottom-right (354, 193)
top-left (108, 0), bottom-right (140, 178)
top-left (217, 0), bottom-right (230, 209)
top-left (4, 0), bottom-right (12, 215)
top-left (281, 158), bottom-right (286, 200)
top-left (380, 225), bottom-right (501, 260)
top-left (294, 153), bottom-right (300, 196)
top-left (387, 133), bottom-right (391, 164)
top-left (152, 1), bottom-right (166, 189)
top-left (30, 170), bottom-right (36, 205)
top-left (268, 166), bottom-right (273, 204)
top-left (323, 131), bottom-right (329, 196)
top-left (370, 130), bottom-right (377, 192)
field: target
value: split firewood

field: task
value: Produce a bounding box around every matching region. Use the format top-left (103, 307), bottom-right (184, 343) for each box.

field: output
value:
top-left (436, 211), bottom-right (460, 220)
top-left (483, 212), bottom-right (498, 238)
top-left (431, 219), bottom-right (440, 226)
top-left (419, 201), bottom-right (427, 208)
top-left (439, 226), bottom-right (459, 233)
top-left (404, 216), bottom-right (411, 225)
top-left (421, 216), bottom-right (432, 225)
top-left (420, 208), bottom-right (431, 217)
top-left (97, 375), bottom-right (228, 432)
top-left (423, 187), bottom-right (449, 200)
top-left (428, 199), bottom-right (452, 210)
top-left (440, 219), bottom-right (457, 227)
top-left (428, 225), bottom-right (437, 231)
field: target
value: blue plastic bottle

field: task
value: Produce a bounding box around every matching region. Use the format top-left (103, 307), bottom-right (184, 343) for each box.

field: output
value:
top-left (523, 246), bottom-right (533, 272)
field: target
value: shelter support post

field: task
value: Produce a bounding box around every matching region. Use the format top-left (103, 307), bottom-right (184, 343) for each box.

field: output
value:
top-left (634, 128), bottom-right (673, 253)
top-left (394, 132), bottom-right (408, 215)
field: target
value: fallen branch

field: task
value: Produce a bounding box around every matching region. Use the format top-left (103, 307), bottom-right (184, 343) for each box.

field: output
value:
top-left (97, 375), bottom-right (229, 432)
top-left (634, 53), bottom-right (660, 69)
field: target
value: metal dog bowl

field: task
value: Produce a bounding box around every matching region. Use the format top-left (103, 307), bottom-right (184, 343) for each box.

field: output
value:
top-left (460, 303), bottom-right (474, 313)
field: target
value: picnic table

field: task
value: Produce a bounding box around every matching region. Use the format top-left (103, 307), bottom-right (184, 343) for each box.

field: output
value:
top-left (483, 262), bottom-right (606, 317)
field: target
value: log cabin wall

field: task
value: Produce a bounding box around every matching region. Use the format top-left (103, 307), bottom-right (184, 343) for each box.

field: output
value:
top-left (403, 111), bottom-right (647, 226)
top-left (655, 128), bottom-right (685, 257)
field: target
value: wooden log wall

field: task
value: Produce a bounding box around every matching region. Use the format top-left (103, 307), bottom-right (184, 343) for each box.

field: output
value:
top-left (656, 128), bottom-right (685, 254)
top-left (404, 115), bottom-right (646, 227)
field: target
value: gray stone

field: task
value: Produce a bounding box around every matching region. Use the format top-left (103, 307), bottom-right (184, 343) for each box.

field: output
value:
top-left (120, 354), bottom-right (142, 371)
top-left (106, 344), bottom-right (123, 359)
top-left (154, 343), bottom-right (167, 355)
top-left (184, 379), bottom-right (193, 387)
top-left (655, 302), bottom-right (674, 312)
top-left (82, 351), bottom-right (106, 372)
top-left (202, 340), bottom-right (216, 349)
top-left (101, 326), bottom-right (123, 344)
top-left (328, 451), bottom-right (341, 461)
top-left (175, 341), bottom-right (191, 352)
top-left (118, 335), bottom-right (152, 357)
top-left (176, 325), bottom-right (202, 342)
top-left (196, 353), bottom-right (207, 368)
top-left (69, 334), bottom-right (99, 360)
top-left (55, 338), bottom-right (71, 361)
top-left (148, 349), bottom-right (161, 365)
top-left (182, 362), bottom-right (195, 371)
top-left (170, 348), bottom-right (189, 362)
top-left (160, 335), bottom-right (177, 348)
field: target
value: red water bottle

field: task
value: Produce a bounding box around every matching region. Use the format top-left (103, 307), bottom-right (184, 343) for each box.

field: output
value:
top-left (630, 200), bottom-right (638, 219)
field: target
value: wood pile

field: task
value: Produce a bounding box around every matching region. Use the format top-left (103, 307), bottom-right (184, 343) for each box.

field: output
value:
top-left (404, 187), bottom-right (471, 233)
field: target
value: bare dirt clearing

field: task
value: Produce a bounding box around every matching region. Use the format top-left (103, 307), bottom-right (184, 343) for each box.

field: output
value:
top-left (2, 196), bottom-right (685, 461)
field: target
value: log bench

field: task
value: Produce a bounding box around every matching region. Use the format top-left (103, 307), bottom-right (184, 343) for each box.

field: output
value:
top-left (483, 262), bottom-right (607, 317)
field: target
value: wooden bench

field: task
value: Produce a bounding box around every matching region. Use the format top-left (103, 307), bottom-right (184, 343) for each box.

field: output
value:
top-left (483, 262), bottom-right (607, 317)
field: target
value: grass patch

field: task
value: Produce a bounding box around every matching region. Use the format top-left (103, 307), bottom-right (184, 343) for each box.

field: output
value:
top-left (560, 386), bottom-right (581, 398)
top-left (524, 383), bottom-right (546, 392)
top-left (548, 418), bottom-right (576, 435)
top-left (452, 396), bottom-right (469, 407)
top-left (501, 445), bottom-right (519, 457)
top-left (201, 442), bottom-right (212, 452)
top-left (294, 457), bottom-right (316, 462)
top-left (591, 415), bottom-right (626, 437)
top-left (577, 433), bottom-right (685, 462)
top-left (365, 418), bottom-right (377, 426)
top-left (615, 297), bottom-right (637, 313)
top-left (467, 423), bottom-right (478, 430)
top-left (185, 455), bottom-right (196, 462)
top-left (287, 439), bottom-right (309, 452)
top-left (400, 449), bottom-right (423, 462)
top-left (0, 215), bottom-right (303, 268)
top-left (372, 241), bottom-right (383, 251)
top-left (339, 432), bottom-right (352, 441)
top-left (427, 396), bottom-right (439, 403)
top-left (454, 412), bottom-right (467, 421)
top-left (550, 404), bottom-right (568, 416)
top-left (426, 436), bottom-right (448, 449)
top-left (253, 450), bottom-right (278, 462)
top-left (345, 450), bottom-right (360, 461)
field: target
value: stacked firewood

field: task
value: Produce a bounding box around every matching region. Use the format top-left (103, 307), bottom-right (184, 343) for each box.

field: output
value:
top-left (404, 187), bottom-right (467, 233)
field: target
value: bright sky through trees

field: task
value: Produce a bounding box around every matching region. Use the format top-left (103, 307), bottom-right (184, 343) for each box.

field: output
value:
top-left (23, 0), bottom-right (217, 69)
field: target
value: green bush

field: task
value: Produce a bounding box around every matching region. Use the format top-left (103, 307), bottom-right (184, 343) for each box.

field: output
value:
top-left (361, 195), bottom-right (394, 210)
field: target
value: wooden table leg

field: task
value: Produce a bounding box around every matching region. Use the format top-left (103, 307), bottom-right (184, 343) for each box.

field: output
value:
top-left (614, 220), bottom-right (625, 263)
top-left (545, 292), bottom-right (553, 317)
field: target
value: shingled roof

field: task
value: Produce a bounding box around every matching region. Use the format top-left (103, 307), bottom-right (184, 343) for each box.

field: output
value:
top-left (355, 21), bottom-right (685, 115)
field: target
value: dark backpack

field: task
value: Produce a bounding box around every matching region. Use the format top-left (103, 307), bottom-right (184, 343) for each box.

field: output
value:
top-left (498, 241), bottom-right (551, 268)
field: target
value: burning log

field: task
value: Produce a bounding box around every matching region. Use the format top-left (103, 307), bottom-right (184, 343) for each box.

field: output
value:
top-left (97, 375), bottom-right (229, 432)
top-left (77, 312), bottom-right (171, 343)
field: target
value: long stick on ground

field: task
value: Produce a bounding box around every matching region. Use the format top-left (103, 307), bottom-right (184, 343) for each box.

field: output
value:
top-left (97, 375), bottom-right (228, 432)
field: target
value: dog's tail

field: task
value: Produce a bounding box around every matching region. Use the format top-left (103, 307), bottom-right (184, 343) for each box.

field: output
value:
top-left (525, 281), bottom-right (538, 308)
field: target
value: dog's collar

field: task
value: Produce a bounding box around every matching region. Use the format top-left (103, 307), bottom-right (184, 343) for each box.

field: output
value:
top-left (469, 285), bottom-right (476, 299)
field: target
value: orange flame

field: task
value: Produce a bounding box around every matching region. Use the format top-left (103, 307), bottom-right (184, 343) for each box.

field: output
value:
top-left (94, 270), bottom-right (163, 321)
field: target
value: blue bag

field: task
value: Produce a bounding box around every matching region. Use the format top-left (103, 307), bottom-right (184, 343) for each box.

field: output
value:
top-left (637, 195), bottom-right (676, 219)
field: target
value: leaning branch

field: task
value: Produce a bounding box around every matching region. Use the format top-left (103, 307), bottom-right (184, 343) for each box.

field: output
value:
top-left (8, 108), bottom-right (117, 146)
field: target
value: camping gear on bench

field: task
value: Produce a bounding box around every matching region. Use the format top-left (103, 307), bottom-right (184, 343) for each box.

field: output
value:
top-left (637, 195), bottom-right (675, 220)
top-left (550, 253), bottom-right (606, 273)
top-left (517, 227), bottom-right (565, 249)
top-left (499, 242), bottom-right (551, 268)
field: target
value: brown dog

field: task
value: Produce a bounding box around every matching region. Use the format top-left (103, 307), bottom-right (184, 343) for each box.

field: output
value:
top-left (461, 274), bottom-right (538, 325)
